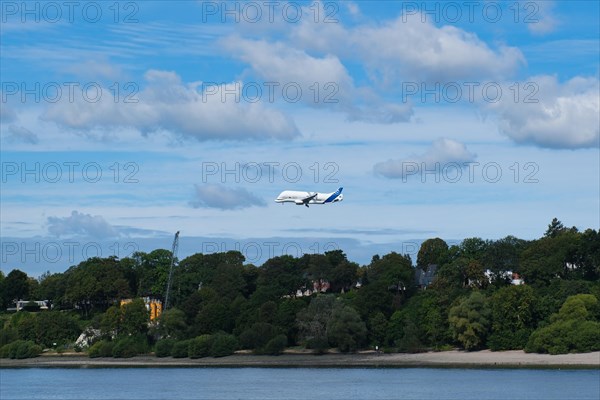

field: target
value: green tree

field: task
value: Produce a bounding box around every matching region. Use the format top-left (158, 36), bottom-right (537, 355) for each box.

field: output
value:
top-left (211, 263), bottom-right (247, 300)
top-left (100, 299), bottom-right (149, 338)
top-left (326, 301), bottom-right (367, 352)
top-left (323, 250), bottom-right (359, 293)
top-left (578, 229), bottom-right (600, 280)
top-left (368, 252), bottom-right (414, 292)
top-left (296, 295), bottom-right (335, 352)
top-left (257, 255), bottom-right (307, 299)
top-left (239, 322), bottom-right (278, 352)
top-left (526, 294), bottom-right (600, 354)
top-left (351, 280), bottom-right (394, 319)
top-left (520, 231), bottom-right (580, 285)
top-left (448, 291), bottom-right (491, 350)
top-left (64, 257), bottom-right (131, 315)
top-left (2, 269), bottom-right (30, 305)
top-left (193, 299), bottom-right (233, 335)
top-left (545, 217), bottom-right (567, 238)
top-left (483, 236), bottom-right (528, 285)
top-left (121, 298), bottom-right (149, 336)
top-left (132, 250), bottom-right (173, 298)
top-left (35, 272), bottom-right (67, 308)
top-left (459, 238), bottom-right (488, 261)
top-left (417, 238), bottom-right (448, 270)
top-left (33, 312), bottom-right (81, 348)
top-left (487, 285), bottom-right (536, 350)
top-left (275, 298), bottom-right (307, 345)
top-left (155, 308), bottom-right (188, 340)
top-left (368, 312), bottom-right (388, 347)
top-left (387, 290), bottom-right (451, 351)
top-left (301, 254), bottom-right (333, 292)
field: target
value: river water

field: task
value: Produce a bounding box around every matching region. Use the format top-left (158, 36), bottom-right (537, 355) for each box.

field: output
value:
top-left (1, 367), bottom-right (598, 400)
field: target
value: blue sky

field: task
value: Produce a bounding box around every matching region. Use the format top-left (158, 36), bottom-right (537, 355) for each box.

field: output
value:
top-left (1, 1), bottom-right (599, 276)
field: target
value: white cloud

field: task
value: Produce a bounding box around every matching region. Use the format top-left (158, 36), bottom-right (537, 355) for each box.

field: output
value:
top-left (191, 184), bottom-right (266, 210)
top-left (352, 14), bottom-right (524, 83)
top-left (489, 75), bottom-right (600, 149)
top-left (345, 2), bottom-right (360, 17)
top-left (528, 1), bottom-right (559, 35)
top-left (47, 210), bottom-right (119, 239)
top-left (42, 70), bottom-right (299, 141)
top-left (222, 36), bottom-right (413, 123)
top-left (374, 138), bottom-right (477, 179)
top-left (270, 8), bottom-right (524, 83)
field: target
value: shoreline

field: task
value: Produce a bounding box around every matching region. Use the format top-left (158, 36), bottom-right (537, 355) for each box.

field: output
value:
top-left (1, 350), bottom-right (599, 369)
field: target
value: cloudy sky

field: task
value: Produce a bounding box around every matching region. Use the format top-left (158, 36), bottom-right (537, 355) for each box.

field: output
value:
top-left (1, 1), bottom-right (598, 276)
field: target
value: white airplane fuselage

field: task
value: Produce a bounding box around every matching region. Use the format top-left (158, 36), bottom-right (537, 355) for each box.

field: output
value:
top-left (275, 187), bottom-right (343, 207)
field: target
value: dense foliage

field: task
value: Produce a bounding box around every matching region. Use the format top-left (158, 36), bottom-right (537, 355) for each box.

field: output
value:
top-left (1, 219), bottom-right (599, 358)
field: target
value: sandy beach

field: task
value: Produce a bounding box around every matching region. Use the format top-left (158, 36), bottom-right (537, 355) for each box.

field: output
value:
top-left (1, 350), bottom-right (599, 369)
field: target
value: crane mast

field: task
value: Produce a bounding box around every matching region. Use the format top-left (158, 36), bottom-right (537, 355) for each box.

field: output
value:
top-left (164, 231), bottom-right (180, 311)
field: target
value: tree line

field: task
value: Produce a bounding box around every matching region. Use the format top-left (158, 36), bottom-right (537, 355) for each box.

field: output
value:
top-left (1, 218), bottom-right (599, 359)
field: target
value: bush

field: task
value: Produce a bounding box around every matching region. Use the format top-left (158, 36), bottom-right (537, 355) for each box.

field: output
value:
top-left (112, 336), bottom-right (147, 358)
top-left (487, 329), bottom-right (531, 351)
top-left (525, 320), bottom-right (600, 355)
top-left (573, 321), bottom-right (600, 352)
top-left (239, 323), bottom-right (277, 350)
top-left (262, 334), bottom-right (287, 355)
top-left (88, 340), bottom-right (114, 358)
top-left (0, 340), bottom-right (42, 359)
top-left (188, 335), bottom-right (212, 359)
top-left (209, 334), bottom-right (238, 357)
top-left (15, 341), bottom-right (42, 359)
top-left (525, 294), bottom-right (600, 354)
top-left (306, 337), bottom-right (329, 354)
top-left (155, 338), bottom-right (176, 358)
top-left (171, 340), bottom-right (191, 358)
top-left (0, 327), bottom-right (18, 347)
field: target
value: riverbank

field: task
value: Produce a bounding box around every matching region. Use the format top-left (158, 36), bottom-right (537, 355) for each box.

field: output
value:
top-left (1, 350), bottom-right (599, 369)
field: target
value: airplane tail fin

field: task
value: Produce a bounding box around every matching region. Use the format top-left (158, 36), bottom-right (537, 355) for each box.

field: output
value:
top-left (324, 187), bottom-right (343, 203)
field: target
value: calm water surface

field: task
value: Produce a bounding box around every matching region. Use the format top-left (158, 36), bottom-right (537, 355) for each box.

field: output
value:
top-left (1, 368), bottom-right (598, 400)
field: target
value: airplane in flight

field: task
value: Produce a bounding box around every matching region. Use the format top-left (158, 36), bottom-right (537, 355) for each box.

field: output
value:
top-left (275, 187), bottom-right (343, 207)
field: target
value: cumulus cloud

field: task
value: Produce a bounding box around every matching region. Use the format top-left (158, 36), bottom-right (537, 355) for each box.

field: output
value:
top-left (222, 36), bottom-right (413, 123)
top-left (47, 210), bottom-right (119, 239)
top-left (265, 7), bottom-right (524, 83)
top-left (352, 14), bottom-right (524, 83)
top-left (222, 5), bottom-right (523, 123)
top-left (489, 75), bottom-right (599, 149)
top-left (374, 138), bottom-right (477, 179)
top-left (191, 184), bottom-right (266, 210)
top-left (42, 70), bottom-right (299, 141)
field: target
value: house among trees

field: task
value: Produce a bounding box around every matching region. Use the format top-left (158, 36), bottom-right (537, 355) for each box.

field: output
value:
top-left (483, 270), bottom-right (525, 285)
top-left (7, 300), bottom-right (50, 312)
top-left (414, 264), bottom-right (438, 289)
top-left (511, 272), bottom-right (524, 285)
top-left (293, 279), bottom-right (331, 297)
top-left (120, 297), bottom-right (163, 321)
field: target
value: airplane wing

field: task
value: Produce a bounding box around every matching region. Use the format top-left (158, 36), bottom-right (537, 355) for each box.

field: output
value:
top-left (301, 192), bottom-right (318, 207)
